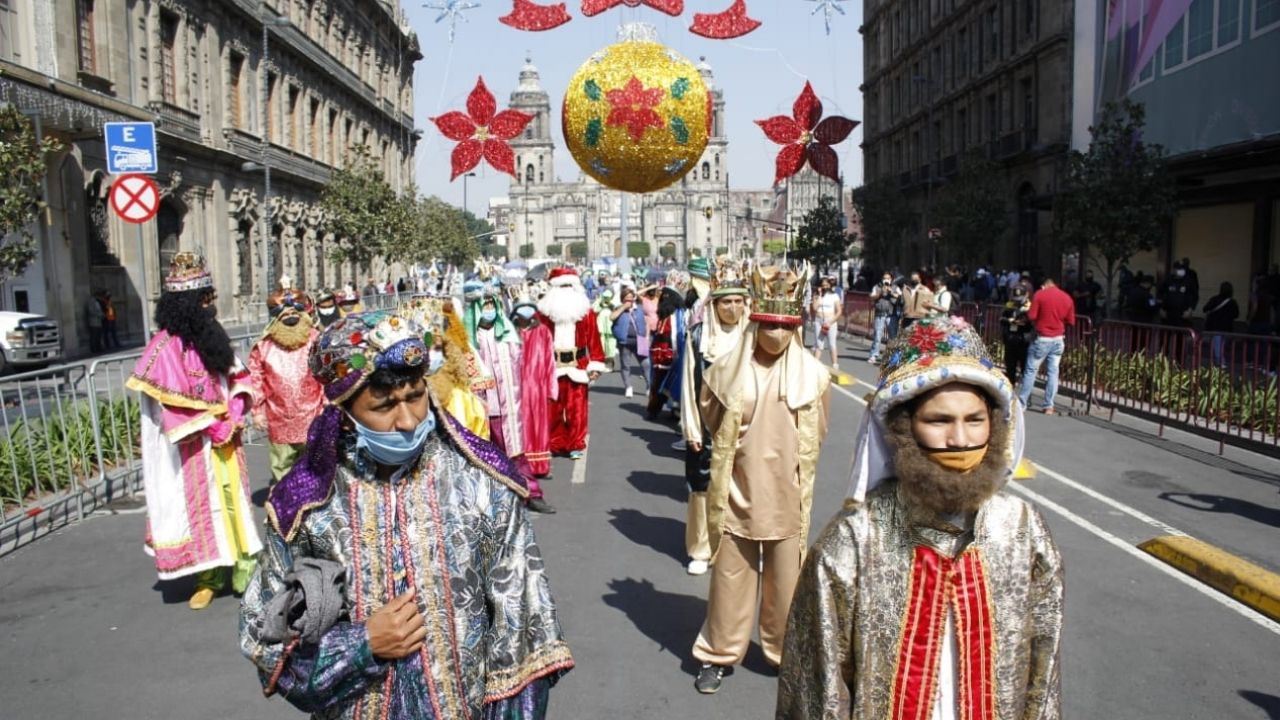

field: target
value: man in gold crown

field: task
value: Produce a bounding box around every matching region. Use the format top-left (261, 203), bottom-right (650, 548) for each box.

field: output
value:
top-left (127, 252), bottom-right (262, 610)
top-left (776, 315), bottom-right (1063, 719)
top-left (249, 284), bottom-right (325, 484)
top-left (691, 264), bottom-right (831, 695)
top-left (680, 257), bottom-right (751, 576)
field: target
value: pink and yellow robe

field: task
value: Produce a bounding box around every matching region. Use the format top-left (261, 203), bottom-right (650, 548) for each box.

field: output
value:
top-left (126, 330), bottom-right (263, 580)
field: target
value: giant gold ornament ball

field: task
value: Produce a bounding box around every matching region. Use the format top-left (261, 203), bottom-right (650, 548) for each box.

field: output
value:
top-left (562, 40), bottom-right (711, 194)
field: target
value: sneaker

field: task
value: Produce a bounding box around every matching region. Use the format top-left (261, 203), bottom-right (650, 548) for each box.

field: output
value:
top-left (569, 450), bottom-right (584, 460)
top-left (672, 439), bottom-right (687, 451)
top-left (1043, 407), bottom-right (1057, 416)
top-left (624, 386), bottom-right (634, 398)
top-left (695, 664), bottom-right (727, 694)
top-left (527, 498), bottom-right (557, 514)
top-left (687, 559), bottom-right (709, 575)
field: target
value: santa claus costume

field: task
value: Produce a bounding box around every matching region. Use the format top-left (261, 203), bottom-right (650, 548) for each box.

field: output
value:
top-left (537, 268), bottom-right (607, 459)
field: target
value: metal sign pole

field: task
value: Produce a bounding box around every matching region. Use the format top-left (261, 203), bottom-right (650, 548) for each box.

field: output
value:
top-left (137, 225), bottom-right (152, 341)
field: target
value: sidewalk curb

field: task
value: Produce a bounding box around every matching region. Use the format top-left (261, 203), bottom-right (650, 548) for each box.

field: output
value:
top-left (1138, 535), bottom-right (1280, 622)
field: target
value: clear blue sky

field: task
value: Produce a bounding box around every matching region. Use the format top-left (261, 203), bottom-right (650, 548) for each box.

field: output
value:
top-left (403, 1), bottom-right (864, 214)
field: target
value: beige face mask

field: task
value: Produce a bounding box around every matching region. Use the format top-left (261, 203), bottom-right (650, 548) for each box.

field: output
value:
top-left (756, 327), bottom-right (793, 357)
top-left (921, 444), bottom-right (989, 473)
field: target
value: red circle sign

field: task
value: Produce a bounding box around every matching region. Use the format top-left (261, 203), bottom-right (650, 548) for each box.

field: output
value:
top-left (109, 174), bottom-right (161, 224)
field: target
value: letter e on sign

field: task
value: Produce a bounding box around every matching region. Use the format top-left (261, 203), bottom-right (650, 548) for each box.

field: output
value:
top-left (109, 174), bottom-right (161, 224)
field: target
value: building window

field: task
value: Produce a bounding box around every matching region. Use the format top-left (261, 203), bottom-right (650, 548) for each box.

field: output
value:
top-left (1024, 0), bottom-right (1035, 34)
top-left (1186, 0), bottom-right (1214, 59)
top-left (287, 87), bottom-right (301, 149)
top-left (310, 98), bottom-right (321, 157)
top-left (266, 73), bottom-right (278, 141)
top-left (160, 12), bottom-right (179, 104)
top-left (987, 7), bottom-right (999, 61)
top-left (328, 108), bottom-right (339, 165)
top-left (1021, 78), bottom-right (1035, 130)
top-left (985, 94), bottom-right (998, 140)
top-left (526, 164), bottom-right (534, 183)
top-left (1164, 18), bottom-right (1185, 67)
top-left (702, 162), bottom-right (710, 180)
top-left (1258, 0), bottom-right (1280, 32)
top-left (228, 53), bottom-right (244, 130)
top-left (76, 0), bottom-right (96, 74)
top-left (1218, 0), bottom-right (1241, 43)
top-left (956, 107), bottom-right (967, 150)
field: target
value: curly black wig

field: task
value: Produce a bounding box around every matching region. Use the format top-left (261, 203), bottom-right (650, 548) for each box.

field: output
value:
top-left (154, 289), bottom-right (235, 375)
top-left (657, 287), bottom-right (684, 320)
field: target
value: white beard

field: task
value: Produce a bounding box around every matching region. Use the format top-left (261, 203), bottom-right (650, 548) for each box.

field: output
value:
top-left (538, 285), bottom-right (591, 325)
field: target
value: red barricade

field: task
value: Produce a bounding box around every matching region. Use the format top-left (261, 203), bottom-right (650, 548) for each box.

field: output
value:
top-left (842, 291), bottom-right (874, 337)
top-left (1189, 330), bottom-right (1280, 451)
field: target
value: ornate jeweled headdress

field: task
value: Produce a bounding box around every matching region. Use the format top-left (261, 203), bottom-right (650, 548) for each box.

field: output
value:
top-left (310, 311), bottom-right (432, 405)
top-left (710, 255), bottom-right (750, 297)
top-left (748, 263), bottom-right (808, 324)
top-left (163, 251), bottom-right (214, 293)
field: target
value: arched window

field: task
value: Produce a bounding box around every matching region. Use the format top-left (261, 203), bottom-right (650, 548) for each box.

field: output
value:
top-left (701, 162), bottom-right (710, 180)
top-left (157, 198), bottom-right (184, 273)
top-left (539, 171), bottom-right (544, 183)
top-left (526, 164), bottom-right (535, 183)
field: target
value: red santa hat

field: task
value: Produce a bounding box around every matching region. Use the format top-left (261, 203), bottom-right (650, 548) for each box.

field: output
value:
top-left (548, 266), bottom-right (582, 288)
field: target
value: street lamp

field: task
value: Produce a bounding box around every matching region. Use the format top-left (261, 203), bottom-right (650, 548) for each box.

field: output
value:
top-left (259, 5), bottom-right (291, 298)
top-left (462, 171), bottom-right (476, 218)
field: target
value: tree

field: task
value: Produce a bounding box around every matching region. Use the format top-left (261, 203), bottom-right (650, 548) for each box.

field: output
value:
top-left (0, 106), bottom-right (61, 281)
top-left (1055, 99), bottom-right (1176, 311)
top-left (626, 241), bottom-right (651, 259)
top-left (519, 243), bottom-right (535, 259)
top-left (762, 238), bottom-right (787, 256)
top-left (460, 208), bottom-right (493, 240)
top-left (386, 196), bottom-right (478, 267)
top-left (568, 241), bottom-right (588, 260)
top-left (850, 179), bottom-right (912, 267)
top-left (930, 151), bottom-right (1009, 265)
top-left (546, 243), bottom-right (563, 258)
top-left (792, 196), bottom-right (848, 269)
top-left (320, 146), bottom-right (415, 269)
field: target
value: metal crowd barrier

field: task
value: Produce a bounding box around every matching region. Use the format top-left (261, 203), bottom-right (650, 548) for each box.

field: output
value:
top-left (0, 330), bottom-right (260, 556)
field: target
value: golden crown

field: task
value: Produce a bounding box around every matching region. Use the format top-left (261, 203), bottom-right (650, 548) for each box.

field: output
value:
top-left (163, 251), bottom-right (214, 293)
top-left (711, 255), bottom-right (749, 296)
top-left (748, 263), bottom-right (809, 324)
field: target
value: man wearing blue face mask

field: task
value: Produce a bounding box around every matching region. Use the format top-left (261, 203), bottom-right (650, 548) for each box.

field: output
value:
top-left (240, 310), bottom-right (573, 719)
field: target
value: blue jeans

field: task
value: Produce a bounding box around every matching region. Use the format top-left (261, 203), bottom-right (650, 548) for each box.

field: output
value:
top-left (1019, 336), bottom-right (1065, 410)
top-left (869, 315), bottom-right (891, 360)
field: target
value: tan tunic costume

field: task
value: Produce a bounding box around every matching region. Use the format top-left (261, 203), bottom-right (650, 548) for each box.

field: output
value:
top-left (692, 327), bottom-right (830, 667)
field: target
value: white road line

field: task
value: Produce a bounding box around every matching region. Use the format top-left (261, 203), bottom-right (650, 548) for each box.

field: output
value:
top-left (572, 437), bottom-right (588, 485)
top-left (1007, 481), bottom-right (1280, 635)
top-left (837, 372), bottom-right (1189, 538)
top-left (828, 376), bottom-right (1280, 635)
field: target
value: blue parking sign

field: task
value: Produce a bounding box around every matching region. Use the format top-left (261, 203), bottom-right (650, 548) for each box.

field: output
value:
top-left (104, 122), bottom-right (158, 174)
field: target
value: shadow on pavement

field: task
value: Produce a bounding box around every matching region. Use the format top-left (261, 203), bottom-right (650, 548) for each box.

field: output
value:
top-left (607, 508), bottom-right (687, 565)
top-left (151, 577), bottom-right (197, 605)
top-left (626, 470), bottom-right (688, 503)
top-left (623, 426), bottom-right (683, 460)
top-left (1239, 690), bottom-right (1280, 719)
top-left (602, 577), bottom-right (705, 674)
top-left (1159, 492), bottom-right (1280, 529)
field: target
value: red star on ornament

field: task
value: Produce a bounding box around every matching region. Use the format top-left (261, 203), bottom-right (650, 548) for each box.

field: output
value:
top-left (606, 76), bottom-right (666, 142)
top-left (431, 77), bottom-right (533, 180)
top-left (756, 81), bottom-right (859, 186)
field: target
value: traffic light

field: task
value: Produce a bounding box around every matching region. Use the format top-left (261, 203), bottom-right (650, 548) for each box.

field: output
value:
top-left (703, 206), bottom-right (713, 220)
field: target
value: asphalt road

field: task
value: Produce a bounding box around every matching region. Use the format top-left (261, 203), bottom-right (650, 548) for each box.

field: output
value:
top-left (2, 336), bottom-right (1279, 719)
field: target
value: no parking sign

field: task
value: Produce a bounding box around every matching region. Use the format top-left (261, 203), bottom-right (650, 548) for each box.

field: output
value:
top-left (109, 174), bottom-right (161, 224)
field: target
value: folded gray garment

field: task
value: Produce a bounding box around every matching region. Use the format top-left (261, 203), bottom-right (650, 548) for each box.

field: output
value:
top-left (260, 557), bottom-right (348, 646)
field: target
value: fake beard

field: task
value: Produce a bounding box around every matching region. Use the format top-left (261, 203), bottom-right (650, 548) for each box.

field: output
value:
top-left (886, 408), bottom-right (1009, 516)
top-left (537, 284), bottom-right (591, 325)
top-left (268, 312), bottom-right (313, 350)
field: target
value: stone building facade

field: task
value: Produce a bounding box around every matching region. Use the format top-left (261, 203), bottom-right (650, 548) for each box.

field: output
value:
top-left (0, 0), bottom-right (419, 354)
top-left (497, 57), bottom-right (733, 265)
top-left (859, 0), bottom-right (1073, 269)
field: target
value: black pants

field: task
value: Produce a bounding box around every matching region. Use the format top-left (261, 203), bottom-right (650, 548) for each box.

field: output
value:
top-left (88, 326), bottom-right (103, 353)
top-left (1004, 338), bottom-right (1029, 386)
top-left (684, 428), bottom-right (712, 492)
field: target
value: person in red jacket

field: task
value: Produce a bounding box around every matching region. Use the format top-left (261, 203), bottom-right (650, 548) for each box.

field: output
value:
top-left (1018, 277), bottom-right (1076, 414)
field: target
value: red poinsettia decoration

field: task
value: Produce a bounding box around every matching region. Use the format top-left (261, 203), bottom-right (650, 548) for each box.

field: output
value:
top-left (756, 81), bottom-right (859, 185)
top-left (909, 323), bottom-right (948, 354)
top-left (606, 76), bottom-right (666, 142)
top-left (431, 77), bottom-right (533, 180)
